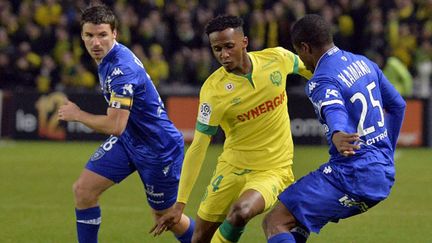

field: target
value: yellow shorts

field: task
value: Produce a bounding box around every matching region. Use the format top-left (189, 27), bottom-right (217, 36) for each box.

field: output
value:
top-left (197, 161), bottom-right (294, 222)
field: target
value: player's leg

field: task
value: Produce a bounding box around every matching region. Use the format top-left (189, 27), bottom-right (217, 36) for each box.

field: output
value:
top-left (74, 136), bottom-right (134, 243)
top-left (263, 163), bottom-right (378, 243)
top-left (193, 217), bottom-right (222, 243)
top-left (195, 161), bottom-right (245, 242)
top-left (135, 141), bottom-right (195, 243)
top-left (211, 189), bottom-right (264, 243)
top-left (73, 169), bottom-right (114, 243)
top-left (262, 202), bottom-right (308, 243)
top-left (211, 165), bottom-right (294, 243)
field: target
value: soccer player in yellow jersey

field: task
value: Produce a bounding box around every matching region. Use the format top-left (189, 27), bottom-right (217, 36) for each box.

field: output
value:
top-left (151, 15), bottom-right (312, 242)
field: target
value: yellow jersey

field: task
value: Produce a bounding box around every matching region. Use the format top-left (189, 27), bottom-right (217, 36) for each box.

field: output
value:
top-left (196, 47), bottom-right (312, 170)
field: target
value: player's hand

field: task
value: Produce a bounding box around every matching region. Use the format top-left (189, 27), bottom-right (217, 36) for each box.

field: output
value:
top-left (58, 98), bottom-right (81, 122)
top-left (332, 131), bottom-right (361, 157)
top-left (150, 202), bottom-right (185, 237)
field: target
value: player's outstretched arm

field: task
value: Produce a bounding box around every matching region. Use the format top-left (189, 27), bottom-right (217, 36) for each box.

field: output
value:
top-left (58, 98), bottom-right (129, 136)
top-left (150, 131), bottom-right (211, 236)
top-left (150, 202), bottom-right (186, 236)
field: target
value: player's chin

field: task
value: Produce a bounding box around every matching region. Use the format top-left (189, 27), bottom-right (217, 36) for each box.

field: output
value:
top-left (223, 64), bottom-right (234, 72)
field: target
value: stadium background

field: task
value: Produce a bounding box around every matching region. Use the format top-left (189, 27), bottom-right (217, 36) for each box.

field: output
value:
top-left (0, 0), bottom-right (431, 242)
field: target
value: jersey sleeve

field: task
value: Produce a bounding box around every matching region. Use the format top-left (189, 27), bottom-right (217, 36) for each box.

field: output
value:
top-left (177, 131), bottom-right (211, 203)
top-left (108, 65), bottom-right (138, 110)
top-left (272, 47), bottom-right (313, 79)
top-left (307, 78), bottom-right (349, 135)
top-left (195, 83), bottom-right (224, 136)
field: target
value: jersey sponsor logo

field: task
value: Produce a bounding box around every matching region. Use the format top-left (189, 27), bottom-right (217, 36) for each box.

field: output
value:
top-left (145, 184), bottom-right (165, 199)
top-left (111, 67), bottom-right (124, 76)
top-left (225, 83), bottom-right (234, 91)
top-left (270, 71), bottom-right (282, 86)
top-left (236, 91), bottom-right (285, 122)
top-left (366, 129), bottom-right (388, 145)
top-left (198, 103), bottom-right (211, 125)
top-left (121, 84), bottom-right (134, 95)
top-left (338, 194), bottom-right (369, 212)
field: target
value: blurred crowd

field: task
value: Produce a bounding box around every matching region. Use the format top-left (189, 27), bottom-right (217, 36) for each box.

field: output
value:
top-left (0, 0), bottom-right (431, 97)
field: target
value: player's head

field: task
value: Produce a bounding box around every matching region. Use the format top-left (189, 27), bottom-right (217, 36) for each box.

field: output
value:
top-left (80, 4), bottom-right (118, 63)
top-left (291, 14), bottom-right (334, 72)
top-left (205, 15), bottom-right (248, 73)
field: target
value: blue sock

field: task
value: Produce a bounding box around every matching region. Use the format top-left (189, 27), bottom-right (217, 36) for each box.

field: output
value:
top-left (75, 206), bottom-right (101, 243)
top-left (268, 232), bottom-right (295, 243)
top-left (290, 225), bottom-right (310, 243)
top-left (175, 216), bottom-right (195, 243)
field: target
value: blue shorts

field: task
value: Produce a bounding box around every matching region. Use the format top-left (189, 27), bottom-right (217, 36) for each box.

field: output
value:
top-left (85, 136), bottom-right (184, 211)
top-left (278, 158), bottom-right (394, 233)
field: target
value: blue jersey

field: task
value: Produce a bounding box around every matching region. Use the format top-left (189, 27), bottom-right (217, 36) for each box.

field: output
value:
top-left (305, 46), bottom-right (406, 163)
top-left (277, 47), bottom-right (406, 232)
top-left (97, 42), bottom-right (183, 160)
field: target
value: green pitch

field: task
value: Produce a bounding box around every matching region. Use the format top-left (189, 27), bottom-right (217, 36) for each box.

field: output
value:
top-left (0, 141), bottom-right (430, 243)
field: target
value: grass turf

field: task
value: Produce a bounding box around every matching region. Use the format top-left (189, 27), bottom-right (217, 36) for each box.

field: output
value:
top-left (0, 141), bottom-right (430, 242)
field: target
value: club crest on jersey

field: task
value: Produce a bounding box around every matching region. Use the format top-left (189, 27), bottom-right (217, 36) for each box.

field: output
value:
top-left (111, 67), bottom-right (124, 76)
top-left (225, 83), bottom-right (234, 91)
top-left (198, 103), bottom-right (211, 125)
top-left (270, 71), bottom-right (282, 86)
top-left (122, 84), bottom-right (134, 95)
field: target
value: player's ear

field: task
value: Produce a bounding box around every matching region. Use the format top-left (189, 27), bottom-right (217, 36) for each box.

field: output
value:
top-left (300, 42), bottom-right (310, 54)
top-left (243, 36), bottom-right (248, 49)
top-left (113, 29), bottom-right (117, 39)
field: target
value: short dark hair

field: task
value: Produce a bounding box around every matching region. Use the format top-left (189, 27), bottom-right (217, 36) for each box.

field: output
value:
top-left (80, 4), bottom-right (118, 31)
top-left (291, 14), bottom-right (333, 48)
top-left (205, 15), bottom-right (244, 35)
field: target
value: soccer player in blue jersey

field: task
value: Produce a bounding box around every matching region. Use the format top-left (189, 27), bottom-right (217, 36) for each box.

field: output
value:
top-left (262, 14), bottom-right (406, 242)
top-left (57, 5), bottom-right (194, 243)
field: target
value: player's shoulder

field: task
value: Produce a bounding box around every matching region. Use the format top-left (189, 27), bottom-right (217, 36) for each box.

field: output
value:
top-left (202, 67), bottom-right (227, 88)
top-left (109, 44), bottom-right (146, 76)
top-left (251, 47), bottom-right (294, 60)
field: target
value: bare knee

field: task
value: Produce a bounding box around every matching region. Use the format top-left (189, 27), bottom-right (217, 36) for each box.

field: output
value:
top-left (72, 180), bottom-right (99, 208)
top-left (226, 201), bottom-right (256, 226)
